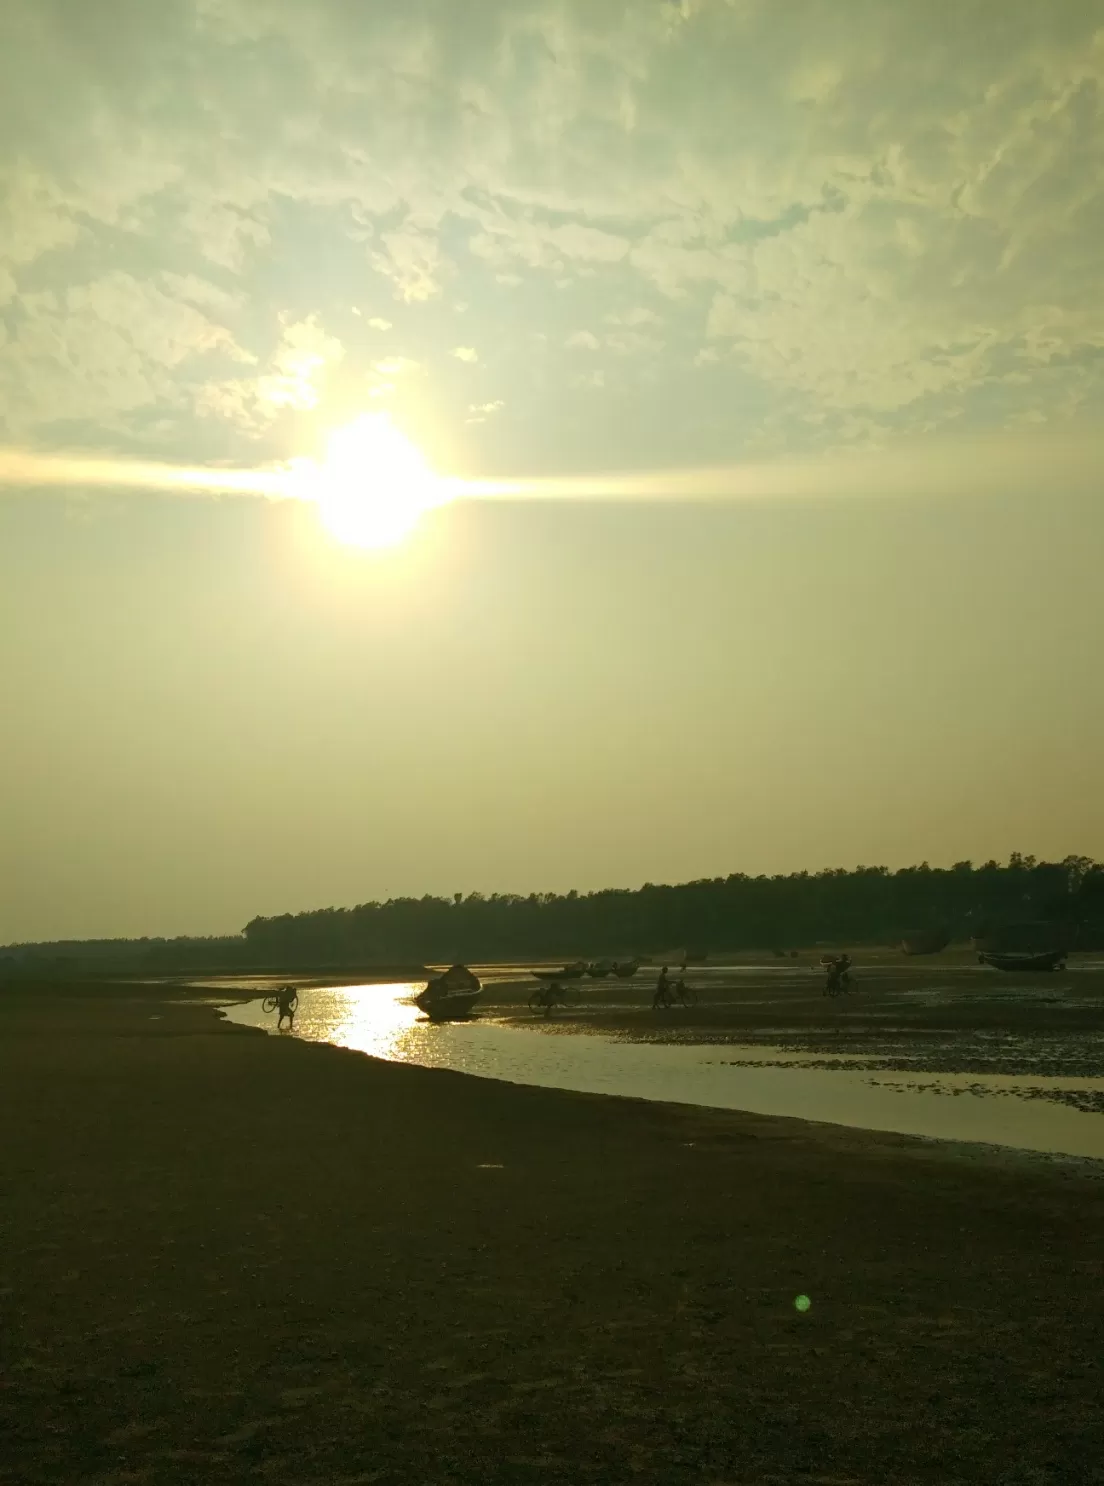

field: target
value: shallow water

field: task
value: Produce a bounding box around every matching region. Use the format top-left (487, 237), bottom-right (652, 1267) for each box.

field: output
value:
top-left (221, 982), bottom-right (1104, 1160)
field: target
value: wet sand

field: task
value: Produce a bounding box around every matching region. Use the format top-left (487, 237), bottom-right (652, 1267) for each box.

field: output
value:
top-left (4, 980), bottom-right (1104, 1485)
top-left (482, 950), bottom-right (1104, 1059)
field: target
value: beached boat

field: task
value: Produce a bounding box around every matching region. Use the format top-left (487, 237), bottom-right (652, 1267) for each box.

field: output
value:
top-left (977, 949), bottom-right (1067, 973)
top-left (612, 960), bottom-right (640, 978)
top-left (416, 989), bottom-right (482, 1019)
top-left (586, 960), bottom-right (614, 978)
top-left (415, 964), bottom-right (483, 1019)
top-left (532, 960), bottom-right (587, 982)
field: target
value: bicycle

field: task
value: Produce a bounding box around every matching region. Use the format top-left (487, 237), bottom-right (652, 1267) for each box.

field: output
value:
top-left (263, 987), bottom-right (299, 1015)
top-left (528, 983), bottom-right (579, 1014)
top-left (822, 971), bottom-right (854, 998)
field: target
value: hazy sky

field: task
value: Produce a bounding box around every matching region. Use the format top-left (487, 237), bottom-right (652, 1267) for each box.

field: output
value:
top-left (2, 0), bottom-right (1103, 941)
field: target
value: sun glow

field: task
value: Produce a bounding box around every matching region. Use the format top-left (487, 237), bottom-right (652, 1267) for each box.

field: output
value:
top-left (302, 414), bottom-right (446, 550)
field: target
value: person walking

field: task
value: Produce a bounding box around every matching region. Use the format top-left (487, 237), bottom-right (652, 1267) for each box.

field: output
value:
top-left (276, 984), bottom-right (298, 1030)
top-left (653, 966), bottom-right (672, 1010)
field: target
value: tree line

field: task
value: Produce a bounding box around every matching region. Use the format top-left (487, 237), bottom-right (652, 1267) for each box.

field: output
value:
top-left (239, 853), bottom-right (1104, 967)
top-left (4, 854), bottom-right (1101, 977)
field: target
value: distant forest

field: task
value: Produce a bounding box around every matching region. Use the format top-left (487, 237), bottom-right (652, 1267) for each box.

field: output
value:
top-left (4, 854), bottom-right (1103, 977)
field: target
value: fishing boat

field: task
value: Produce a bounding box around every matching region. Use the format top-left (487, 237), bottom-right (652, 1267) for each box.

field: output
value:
top-left (415, 964), bottom-right (483, 1019)
top-left (977, 949), bottom-right (1067, 973)
top-left (612, 960), bottom-right (640, 978)
top-left (532, 961), bottom-right (587, 982)
top-left (586, 959), bottom-right (614, 978)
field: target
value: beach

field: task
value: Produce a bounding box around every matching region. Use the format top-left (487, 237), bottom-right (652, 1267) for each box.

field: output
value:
top-left (4, 980), bottom-right (1103, 1485)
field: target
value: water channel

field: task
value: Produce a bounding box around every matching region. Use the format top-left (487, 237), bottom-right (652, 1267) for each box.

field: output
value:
top-left (219, 979), bottom-right (1104, 1161)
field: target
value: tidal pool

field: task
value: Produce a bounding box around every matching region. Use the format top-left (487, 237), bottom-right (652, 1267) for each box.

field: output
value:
top-left (221, 981), bottom-right (1104, 1161)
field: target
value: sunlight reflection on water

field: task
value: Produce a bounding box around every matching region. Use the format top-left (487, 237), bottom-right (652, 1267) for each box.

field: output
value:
top-left (220, 981), bottom-right (1104, 1162)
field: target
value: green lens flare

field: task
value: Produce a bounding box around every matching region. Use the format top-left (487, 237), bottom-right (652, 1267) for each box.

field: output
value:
top-left (794, 1294), bottom-right (811, 1312)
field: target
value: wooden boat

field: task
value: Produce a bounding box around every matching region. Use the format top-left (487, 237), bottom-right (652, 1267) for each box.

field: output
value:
top-left (415, 964), bottom-right (483, 1019)
top-left (586, 960), bottom-right (614, 978)
top-left (977, 949), bottom-right (1067, 973)
top-left (612, 960), bottom-right (640, 978)
top-left (900, 930), bottom-right (951, 956)
top-left (415, 989), bottom-right (481, 1019)
top-left (532, 961), bottom-right (587, 982)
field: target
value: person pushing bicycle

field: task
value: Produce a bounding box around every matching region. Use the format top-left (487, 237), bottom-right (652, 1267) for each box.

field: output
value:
top-left (652, 966), bottom-right (673, 1010)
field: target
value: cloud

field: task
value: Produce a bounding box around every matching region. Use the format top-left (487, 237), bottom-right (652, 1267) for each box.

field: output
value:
top-left (373, 357), bottom-right (420, 377)
top-left (465, 398), bottom-right (504, 424)
top-left (1, 0), bottom-right (1102, 472)
top-left (604, 329), bottom-right (661, 357)
top-left (452, 346), bottom-right (480, 363)
top-left (0, 271), bottom-right (253, 439)
top-left (606, 307), bottom-right (662, 327)
top-left (373, 227), bottom-right (449, 303)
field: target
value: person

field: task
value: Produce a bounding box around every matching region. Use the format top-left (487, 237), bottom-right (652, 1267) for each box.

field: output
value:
top-left (276, 984), bottom-right (297, 1030)
top-left (544, 980), bottom-right (563, 1017)
top-left (823, 954), bottom-right (852, 996)
top-left (653, 966), bottom-right (672, 1010)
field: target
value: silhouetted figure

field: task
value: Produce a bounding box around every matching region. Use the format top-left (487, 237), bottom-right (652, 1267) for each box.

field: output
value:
top-left (823, 954), bottom-right (853, 997)
top-left (276, 984), bottom-right (297, 1030)
top-left (653, 966), bottom-right (672, 1010)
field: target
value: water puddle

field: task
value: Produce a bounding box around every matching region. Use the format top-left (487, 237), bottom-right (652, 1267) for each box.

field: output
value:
top-left (220, 982), bottom-right (1104, 1161)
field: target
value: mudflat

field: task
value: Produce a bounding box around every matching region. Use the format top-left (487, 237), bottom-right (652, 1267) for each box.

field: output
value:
top-left (3, 983), bottom-right (1103, 1485)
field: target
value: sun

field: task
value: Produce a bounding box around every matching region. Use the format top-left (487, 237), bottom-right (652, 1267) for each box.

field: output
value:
top-left (306, 414), bottom-right (445, 550)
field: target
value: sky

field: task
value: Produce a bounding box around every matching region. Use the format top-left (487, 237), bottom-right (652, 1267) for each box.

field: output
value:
top-left (2, 0), bottom-right (1103, 942)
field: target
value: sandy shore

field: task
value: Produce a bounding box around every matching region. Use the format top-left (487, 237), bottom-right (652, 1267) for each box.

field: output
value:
top-left (480, 952), bottom-right (1104, 1061)
top-left (3, 981), bottom-right (1103, 1485)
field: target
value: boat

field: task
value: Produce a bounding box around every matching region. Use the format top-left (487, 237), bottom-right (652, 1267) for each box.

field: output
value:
top-left (415, 964), bottom-right (483, 1019)
top-left (586, 959), bottom-right (614, 978)
top-left (900, 930), bottom-right (951, 956)
top-left (612, 960), bottom-right (640, 978)
top-left (977, 949), bottom-right (1067, 973)
top-left (532, 960), bottom-right (586, 982)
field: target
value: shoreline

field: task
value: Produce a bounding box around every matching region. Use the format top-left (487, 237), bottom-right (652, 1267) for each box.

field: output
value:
top-left (228, 990), bottom-right (1104, 1176)
top-left (4, 981), bottom-right (1104, 1483)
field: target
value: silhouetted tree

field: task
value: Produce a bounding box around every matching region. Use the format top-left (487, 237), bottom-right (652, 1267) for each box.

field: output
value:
top-left (7, 853), bottom-right (1100, 976)
top-left (236, 853), bottom-right (1102, 964)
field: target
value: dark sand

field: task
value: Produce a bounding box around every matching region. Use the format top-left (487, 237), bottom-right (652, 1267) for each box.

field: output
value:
top-left (3, 981), bottom-right (1104, 1485)
top-left (484, 951), bottom-right (1104, 1067)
